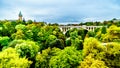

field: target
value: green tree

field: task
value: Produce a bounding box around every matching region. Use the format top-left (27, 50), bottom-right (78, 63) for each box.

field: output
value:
top-left (25, 30), bottom-right (33, 40)
top-left (45, 35), bottom-right (57, 48)
top-left (49, 46), bottom-right (83, 68)
top-left (2, 21), bottom-right (16, 36)
top-left (87, 31), bottom-right (95, 37)
top-left (15, 40), bottom-right (39, 59)
top-left (101, 26), bottom-right (107, 34)
top-left (9, 39), bottom-right (25, 48)
top-left (15, 24), bottom-right (26, 31)
top-left (0, 36), bottom-right (10, 51)
top-left (27, 20), bottom-right (33, 24)
top-left (79, 55), bottom-right (108, 68)
top-left (11, 29), bottom-right (25, 40)
top-left (0, 47), bottom-right (32, 68)
top-left (104, 42), bottom-right (120, 68)
top-left (35, 47), bottom-right (61, 68)
top-left (83, 38), bottom-right (105, 57)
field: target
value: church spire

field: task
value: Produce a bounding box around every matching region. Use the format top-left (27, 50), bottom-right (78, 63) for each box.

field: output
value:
top-left (19, 11), bottom-right (22, 17)
top-left (18, 11), bottom-right (23, 20)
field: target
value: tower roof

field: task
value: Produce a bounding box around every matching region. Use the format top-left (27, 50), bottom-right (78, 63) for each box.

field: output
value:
top-left (19, 11), bottom-right (22, 17)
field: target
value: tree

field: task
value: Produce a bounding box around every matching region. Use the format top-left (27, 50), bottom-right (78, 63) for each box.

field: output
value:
top-left (104, 42), bottom-right (120, 68)
top-left (73, 37), bottom-right (83, 50)
top-left (25, 30), bottom-right (33, 40)
top-left (1, 21), bottom-right (16, 37)
top-left (65, 37), bottom-right (71, 46)
top-left (83, 38), bottom-right (105, 57)
top-left (0, 36), bottom-right (10, 51)
top-left (9, 39), bottom-right (25, 48)
top-left (45, 35), bottom-right (57, 48)
top-left (35, 47), bottom-right (61, 68)
top-left (49, 46), bottom-right (83, 68)
top-left (101, 25), bottom-right (120, 42)
top-left (0, 48), bottom-right (32, 68)
top-left (49, 39), bottom-right (64, 49)
top-left (79, 55), bottom-right (108, 68)
top-left (15, 40), bottom-right (39, 59)
top-left (70, 31), bottom-right (78, 39)
top-left (27, 20), bottom-right (33, 24)
top-left (11, 29), bottom-right (25, 40)
top-left (101, 26), bottom-right (107, 34)
top-left (87, 31), bottom-right (95, 37)
top-left (15, 24), bottom-right (26, 31)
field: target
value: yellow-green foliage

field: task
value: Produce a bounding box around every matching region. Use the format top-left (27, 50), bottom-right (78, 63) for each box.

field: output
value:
top-left (83, 37), bottom-right (105, 57)
top-left (0, 47), bottom-right (32, 68)
top-left (83, 38), bottom-right (120, 68)
top-left (104, 42), bottom-right (120, 67)
top-left (80, 55), bottom-right (108, 68)
top-left (11, 29), bottom-right (25, 39)
top-left (101, 25), bottom-right (120, 42)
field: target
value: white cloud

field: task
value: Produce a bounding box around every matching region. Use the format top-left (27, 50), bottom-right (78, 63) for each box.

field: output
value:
top-left (0, 0), bottom-right (120, 23)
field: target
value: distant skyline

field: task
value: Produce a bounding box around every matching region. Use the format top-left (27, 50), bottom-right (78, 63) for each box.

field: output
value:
top-left (0, 0), bottom-right (120, 23)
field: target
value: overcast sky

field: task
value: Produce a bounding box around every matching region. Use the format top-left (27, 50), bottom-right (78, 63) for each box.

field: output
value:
top-left (0, 0), bottom-right (120, 23)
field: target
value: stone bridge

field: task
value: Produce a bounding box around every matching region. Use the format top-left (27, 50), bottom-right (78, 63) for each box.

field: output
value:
top-left (59, 25), bottom-right (103, 34)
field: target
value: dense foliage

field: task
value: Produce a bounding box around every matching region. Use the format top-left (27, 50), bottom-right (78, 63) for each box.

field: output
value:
top-left (0, 19), bottom-right (120, 68)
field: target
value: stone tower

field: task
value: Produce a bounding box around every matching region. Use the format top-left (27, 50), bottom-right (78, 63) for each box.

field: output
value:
top-left (18, 11), bottom-right (23, 20)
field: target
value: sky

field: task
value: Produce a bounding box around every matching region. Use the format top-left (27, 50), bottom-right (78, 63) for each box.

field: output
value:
top-left (0, 0), bottom-right (120, 24)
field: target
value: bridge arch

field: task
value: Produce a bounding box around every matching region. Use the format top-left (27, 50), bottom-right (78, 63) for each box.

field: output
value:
top-left (59, 25), bottom-right (104, 34)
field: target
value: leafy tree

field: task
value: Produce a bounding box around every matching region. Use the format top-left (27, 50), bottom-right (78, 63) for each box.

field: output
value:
top-left (11, 29), bottom-right (25, 40)
top-left (101, 26), bottom-right (107, 34)
top-left (79, 55), bottom-right (108, 68)
top-left (49, 39), bottom-right (64, 49)
top-left (27, 20), bottom-right (33, 24)
top-left (83, 38), bottom-right (105, 57)
top-left (35, 47), bottom-right (61, 68)
top-left (87, 31), bottom-right (95, 37)
top-left (0, 36), bottom-right (10, 51)
top-left (94, 28), bottom-right (100, 34)
top-left (0, 48), bottom-right (32, 68)
top-left (65, 37), bottom-right (71, 46)
top-left (15, 40), bottom-right (39, 59)
top-left (25, 30), bottom-right (33, 40)
top-left (45, 35), bottom-right (57, 48)
top-left (103, 42), bottom-right (120, 68)
top-left (78, 29), bottom-right (88, 40)
top-left (1, 22), bottom-right (16, 36)
top-left (74, 37), bottom-right (83, 50)
top-left (101, 25), bottom-right (120, 42)
top-left (70, 31), bottom-right (78, 39)
top-left (15, 24), bottom-right (26, 31)
top-left (49, 47), bottom-right (83, 68)
top-left (9, 39), bottom-right (25, 48)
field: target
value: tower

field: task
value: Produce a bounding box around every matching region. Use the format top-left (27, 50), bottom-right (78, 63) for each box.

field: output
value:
top-left (18, 11), bottom-right (23, 20)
